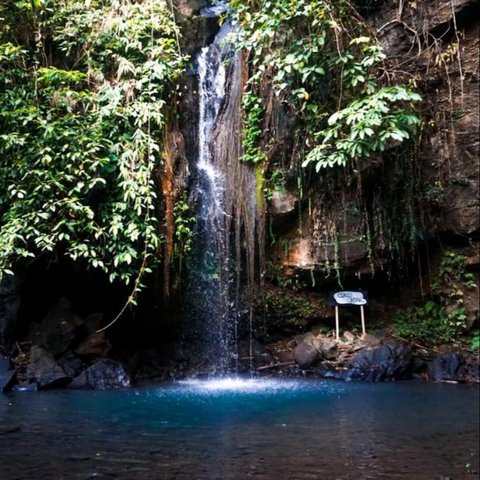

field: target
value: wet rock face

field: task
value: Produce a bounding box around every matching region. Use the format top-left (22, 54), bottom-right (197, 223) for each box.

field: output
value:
top-left (69, 359), bottom-right (130, 390)
top-left (266, 0), bottom-right (479, 279)
top-left (426, 353), bottom-right (464, 381)
top-left (26, 346), bottom-right (70, 389)
top-left (0, 275), bottom-right (21, 354)
top-left (0, 355), bottom-right (16, 393)
top-left (294, 333), bottom-right (320, 369)
top-left (75, 332), bottom-right (111, 359)
top-left (345, 341), bottom-right (413, 382)
top-left (366, 0), bottom-right (480, 238)
top-left (33, 297), bottom-right (84, 357)
top-left (269, 191), bottom-right (297, 216)
top-left (173, 0), bottom-right (220, 55)
top-left (293, 333), bottom-right (339, 369)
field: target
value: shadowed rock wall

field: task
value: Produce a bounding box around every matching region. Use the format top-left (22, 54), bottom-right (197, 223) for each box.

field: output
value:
top-left (268, 0), bottom-right (479, 279)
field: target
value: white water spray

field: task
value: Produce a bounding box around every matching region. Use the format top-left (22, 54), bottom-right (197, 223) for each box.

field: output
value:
top-left (190, 13), bottom-right (239, 374)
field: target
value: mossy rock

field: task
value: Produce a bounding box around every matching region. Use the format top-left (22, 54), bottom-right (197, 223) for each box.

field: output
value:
top-left (254, 286), bottom-right (331, 340)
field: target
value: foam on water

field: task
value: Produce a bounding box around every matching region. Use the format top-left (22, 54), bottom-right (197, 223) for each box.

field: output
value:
top-left (177, 377), bottom-right (308, 394)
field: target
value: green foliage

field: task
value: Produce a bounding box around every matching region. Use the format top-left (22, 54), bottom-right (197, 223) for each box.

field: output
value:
top-left (303, 87), bottom-right (421, 170)
top-left (241, 90), bottom-right (267, 164)
top-left (394, 301), bottom-right (456, 345)
top-left (264, 290), bottom-right (316, 325)
top-left (265, 261), bottom-right (309, 290)
top-left (394, 250), bottom-right (477, 345)
top-left (173, 199), bottom-right (195, 257)
top-left (230, 0), bottom-right (421, 171)
top-left (263, 170), bottom-right (286, 201)
top-left (470, 330), bottom-right (480, 351)
top-left (0, 0), bottom-right (186, 285)
top-left (432, 251), bottom-right (477, 291)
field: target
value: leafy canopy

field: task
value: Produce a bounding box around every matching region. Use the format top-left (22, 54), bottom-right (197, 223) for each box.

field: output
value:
top-left (229, 0), bottom-right (421, 170)
top-left (0, 0), bottom-right (186, 284)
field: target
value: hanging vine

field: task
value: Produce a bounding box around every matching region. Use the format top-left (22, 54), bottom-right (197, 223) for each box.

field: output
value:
top-left (228, 0), bottom-right (426, 282)
top-left (230, 0), bottom-right (421, 171)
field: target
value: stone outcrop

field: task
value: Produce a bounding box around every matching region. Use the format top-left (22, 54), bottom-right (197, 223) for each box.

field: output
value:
top-left (0, 289), bottom-right (141, 392)
top-left (26, 346), bottom-right (70, 389)
top-left (426, 353), bottom-right (464, 381)
top-left (265, 328), bottom-right (480, 383)
top-left (268, 332), bottom-right (420, 382)
top-left (293, 333), bottom-right (340, 369)
top-left (75, 332), bottom-right (111, 359)
top-left (0, 355), bottom-right (16, 392)
top-left (0, 274), bottom-right (21, 355)
top-left (293, 333), bottom-right (321, 369)
top-left (345, 341), bottom-right (413, 382)
top-left (267, 0), bottom-right (479, 278)
top-left (33, 298), bottom-right (84, 357)
top-left (69, 359), bottom-right (130, 390)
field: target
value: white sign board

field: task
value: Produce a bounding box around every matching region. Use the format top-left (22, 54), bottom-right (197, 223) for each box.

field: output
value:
top-left (333, 291), bottom-right (367, 306)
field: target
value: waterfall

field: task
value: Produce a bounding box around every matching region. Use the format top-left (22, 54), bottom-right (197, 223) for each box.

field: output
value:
top-left (189, 17), bottom-right (237, 374)
top-left (189, 6), bottom-right (263, 376)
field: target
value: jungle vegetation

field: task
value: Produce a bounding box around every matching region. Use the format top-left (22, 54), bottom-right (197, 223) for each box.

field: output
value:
top-left (0, 0), bottom-right (421, 294)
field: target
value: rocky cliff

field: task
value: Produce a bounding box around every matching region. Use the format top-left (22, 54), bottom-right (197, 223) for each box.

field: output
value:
top-left (0, 0), bottom-right (478, 389)
top-left (269, 0), bottom-right (479, 277)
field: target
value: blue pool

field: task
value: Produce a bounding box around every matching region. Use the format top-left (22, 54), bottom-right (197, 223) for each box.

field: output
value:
top-left (0, 379), bottom-right (478, 479)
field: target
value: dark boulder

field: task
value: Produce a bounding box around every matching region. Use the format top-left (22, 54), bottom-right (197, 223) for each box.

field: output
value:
top-left (318, 338), bottom-right (338, 360)
top-left (427, 353), bottom-right (464, 381)
top-left (0, 354), bottom-right (16, 393)
top-left (276, 349), bottom-right (295, 363)
top-left (294, 333), bottom-right (340, 369)
top-left (75, 331), bottom-right (111, 358)
top-left (84, 313), bottom-right (104, 334)
top-left (57, 351), bottom-right (85, 378)
top-left (26, 346), bottom-right (70, 389)
top-left (294, 333), bottom-right (321, 369)
top-left (345, 341), bottom-right (413, 381)
top-left (35, 297), bottom-right (83, 357)
top-left (313, 361), bottom-right (345, 380)
top-left (0, 274), bottom-right (21, 354)
top-left (0, 355), bottom-right (10, 372)
top-left (69, 359), bottom-right (130, 390)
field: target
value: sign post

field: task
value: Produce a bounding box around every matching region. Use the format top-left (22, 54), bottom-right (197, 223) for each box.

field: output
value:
top-left (360, 305), bottom-right (366, 336)
top-left (335, 306), bottom-right (340, 341)
top-left (331, 291), bottom-right (368, 340)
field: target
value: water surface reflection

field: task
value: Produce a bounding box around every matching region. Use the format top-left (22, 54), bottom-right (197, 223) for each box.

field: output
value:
top-left (0, 379), bottom-right (478, 479)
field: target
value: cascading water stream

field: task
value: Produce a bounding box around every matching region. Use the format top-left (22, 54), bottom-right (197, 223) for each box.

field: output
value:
top-left (190, 13), bottom-right (238, 375)
top-left (189, 3), bottom-right (263, 378)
